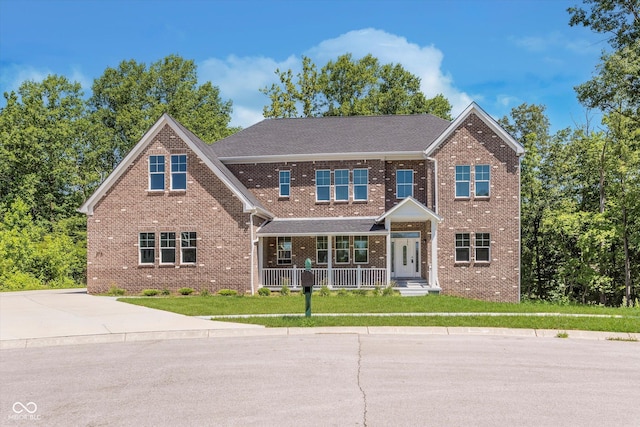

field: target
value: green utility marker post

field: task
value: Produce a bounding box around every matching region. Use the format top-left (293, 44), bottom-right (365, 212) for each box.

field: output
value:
top-left (301, 258), bottom-right (314, 317)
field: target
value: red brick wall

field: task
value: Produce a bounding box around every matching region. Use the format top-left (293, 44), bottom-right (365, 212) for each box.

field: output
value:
top-left (86, 125), bottom-right (255, 295)
top-left (433, 113), bottom-right (521, 302)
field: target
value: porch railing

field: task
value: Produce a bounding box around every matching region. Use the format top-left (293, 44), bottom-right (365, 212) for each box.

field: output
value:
top-left (262, 266), bottom-right (387, 289)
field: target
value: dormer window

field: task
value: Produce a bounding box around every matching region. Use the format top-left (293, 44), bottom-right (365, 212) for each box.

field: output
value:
top-left (149, 155), bottom-right (165, 191)
top-left (171, 155), bottom-right (187, 190)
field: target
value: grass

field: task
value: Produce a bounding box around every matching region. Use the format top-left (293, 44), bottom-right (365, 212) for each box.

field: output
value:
top-left (118, 293), bottom-right (640, 333)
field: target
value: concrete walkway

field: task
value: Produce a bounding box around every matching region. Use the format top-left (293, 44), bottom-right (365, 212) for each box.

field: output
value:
top-left (1, 289), bottom-right (637, 349)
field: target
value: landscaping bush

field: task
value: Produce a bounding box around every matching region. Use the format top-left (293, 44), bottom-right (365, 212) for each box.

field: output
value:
top-left (258, 287), bottom-right (271, 296)
top-left (336, 289), bottom-right (350, 297)
top-left (107, 285), bottom-right (126, 296)
top-left (199, 289), bottom-right (210, 297)
top-left (382, 284), bottom-right (397, 297)
top-left (280, 284), bottom-right (290, 296)
top-left (218, 289), bottom-right (238, 296)
top-left (161, 288), bottom-right (171, 296)
top-left (372, 284), bottom-right (382, 297)
top-left (352, 289), bottom-right (369, 297)
top-left (141, 289), bottom-right (159, 296)
top-left (318, 285), bottom-right (331, 297)
top-left (178, 287), bottom-right (194, 295)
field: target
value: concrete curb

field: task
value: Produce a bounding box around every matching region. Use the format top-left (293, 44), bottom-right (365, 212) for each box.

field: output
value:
top-left (2, 326), bottom-right (637, 349)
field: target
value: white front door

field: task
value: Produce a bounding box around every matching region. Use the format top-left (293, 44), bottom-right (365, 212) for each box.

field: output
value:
top-left (392, 237), bottom-right (421, 278)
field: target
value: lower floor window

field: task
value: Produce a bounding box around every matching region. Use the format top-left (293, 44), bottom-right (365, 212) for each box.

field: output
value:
top-left (181, 232), bottom-right (197, 264)
top-left (316, 236), bottom-right (328, 264)
top-left (139, 233), bottom-right (155, 264)
top-left (335, 236), bottom-right (350, 263)
top-left (475, 233), bottom-right (491, 262)
top-left (160, 232), bottom-right (176, 264)
top-left (354, 236), bottom-right (368, 263)
top-left (277, 236), bottom-right (292, 265)
top-left (455, 233), bottom-right (470, 262)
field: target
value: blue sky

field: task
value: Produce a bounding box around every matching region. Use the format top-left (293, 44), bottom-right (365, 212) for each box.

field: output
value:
top-left (1, 0), bottom-right (607, 132)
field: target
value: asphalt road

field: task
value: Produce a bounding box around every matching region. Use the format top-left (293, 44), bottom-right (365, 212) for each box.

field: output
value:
top-left (1, 334), bottom-right (639, 426)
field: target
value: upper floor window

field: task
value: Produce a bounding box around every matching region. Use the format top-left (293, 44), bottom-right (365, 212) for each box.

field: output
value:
top-left (354, 236), bottom-right (368, 263)
top-left (277, 236), bottom-right (292, 265)
top-left (334, 169), bottom-right (349, 201)
top-left (160, 232), bottom-right (176, 264)
top-left (181, 231), bottom-right (197, 264)
top-left (315, 170), bottom-right (331, 202)
top-left (316, 236), bottom-right (328, 264)
top-left (171, 155), bottom-right (187, 190)
top-left (335, 236), bottom-right (350, 264)
top-left (475, 233), bottom-right (491, 262)
top-left (139, 232), bottom-right (155, 264)
top-left (455, 233), bottom-right (470, 262)
top-left (396, 169), bottom-right (413, 199)
top-left (353, 169), bottom-right (368, 201)
top-left (149, 155), bottom-right (165, 191)
top-left (475, 165), bottom-right (490, 197)
top-left (455, 165), bottom-right (470, 198)
top-left (279, 170), bottom-right (291, 197)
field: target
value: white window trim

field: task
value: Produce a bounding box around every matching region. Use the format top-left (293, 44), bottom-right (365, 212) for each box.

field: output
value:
top-left (334, 236), bottom-right (350, 264)
top-left (353, 236), bottom-right (369, 264)
top-left (139, 232), bottom-right (155, 265)
top-left (455, 165), bottom-right (471, 199)
top-left (279, 170), bottom-right (291, 197)
top-left (170, 154), bottom-right (187, 191)
top-left (180, 232), bottom-right (197, 265)
top-left (474, 233), bottom-right (491, 263)
top-left (334, 169), bottom-right (350, 201)
top-left (455, 233), bottom-right (470, 263)
top-left (149, 156), bottom-right (165, 191)
top-left (396, 169), bottom-right (414, 199)
top-left (160, 232), bottom-right (176, 265)
top-left (474, 164), bottom-right (490, 198)
top-left (277, 236), bottom-right (292, 265)
top-left (316, 236), bottom-right (328, 265)
top-left (315, 170), bottom-right (331, 202)
top-left (353, 168), bottom-right (368, 201)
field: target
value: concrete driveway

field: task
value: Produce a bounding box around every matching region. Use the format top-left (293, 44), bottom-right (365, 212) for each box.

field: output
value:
top-left (0, 288), bottom-right (262, 348)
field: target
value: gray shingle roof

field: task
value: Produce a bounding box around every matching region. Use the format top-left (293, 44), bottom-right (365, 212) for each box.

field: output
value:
top-left (208, 114), bottom-right (451, 158)
top-left (257, 218), bottom-right (386, 236)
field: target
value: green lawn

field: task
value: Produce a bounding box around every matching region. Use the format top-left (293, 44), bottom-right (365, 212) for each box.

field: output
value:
top-left (118, 294), bottom-right (640, 332)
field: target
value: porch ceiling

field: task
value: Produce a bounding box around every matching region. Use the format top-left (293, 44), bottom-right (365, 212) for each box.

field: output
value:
top-left (256, 217), bottom-right (387, 236)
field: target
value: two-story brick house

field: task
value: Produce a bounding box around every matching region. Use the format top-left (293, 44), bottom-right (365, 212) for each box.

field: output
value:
top-left (79, 102), bottom-right (524, 302)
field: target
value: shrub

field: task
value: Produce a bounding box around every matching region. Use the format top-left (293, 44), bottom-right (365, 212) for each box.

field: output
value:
top-left (107, 285), bottom-right (126, 296)
top-left (199, 289), bottom-right (210, 297)
top-left (178, 287), bottom-right (194, 296)
top-left (318, 285), bottom-right (331, 297)
top-left (161, 288), bottom-right (171, 296)
top-left (352, 289), bottom-right (369, 297)
top-left (218, 289), bottom-right (238, 296)
top-left (372, 284), bottom-right (382, 297)
top-left (258, 287), bottom-right (271, 296)
top-left (141, 289), bottom-right (159, 296)
top-left (382, 283), bottom-right (397, 297)
top-left (280, 284), bottom-right (290, 296)
top-left (336, 289), bottom-right (350, 297)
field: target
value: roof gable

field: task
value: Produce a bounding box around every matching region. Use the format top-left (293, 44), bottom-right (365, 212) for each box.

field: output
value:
top-left (78, 114), bottom-right (273, 218)
top-left (376, 197), bottom-right (442, 223)
top-left (424, 102), bottom-right (524, 157)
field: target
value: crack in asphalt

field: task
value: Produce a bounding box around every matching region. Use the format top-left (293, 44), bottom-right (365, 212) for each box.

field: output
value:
top-left (357, 334), bottom-right (368, 427)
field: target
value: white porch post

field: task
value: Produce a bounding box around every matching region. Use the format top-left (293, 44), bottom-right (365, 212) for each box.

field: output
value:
top-left (327, 235), bottom-right (333, 287)
top-left (258, 237), bottom-right (264, 287)
top-left (385, 218), bottom-right (392, 285)
top-left (430, 220), bottom-right (439, 286)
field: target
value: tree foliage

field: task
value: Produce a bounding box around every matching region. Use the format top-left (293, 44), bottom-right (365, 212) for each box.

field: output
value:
top-left (0, 55), bottom-right (236, 290)
top-left (261, 53), bottom-right (452, 120)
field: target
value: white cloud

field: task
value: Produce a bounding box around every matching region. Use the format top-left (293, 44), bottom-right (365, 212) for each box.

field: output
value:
top-left (199, 28), bottom-right (473, 127)
top-left (510, 32), bottom-right (599, 55)
top-left (0, 64), bottom-right (50, 94)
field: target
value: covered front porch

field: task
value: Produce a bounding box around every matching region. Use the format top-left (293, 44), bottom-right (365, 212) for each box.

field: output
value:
top-left (255, 198), bottom-right (443, 294)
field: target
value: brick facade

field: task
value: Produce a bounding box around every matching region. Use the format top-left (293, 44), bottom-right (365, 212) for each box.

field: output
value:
top-left (83, 108), bottom-right (522, 302)
top-left (87, 125), bottom-right (255, 295)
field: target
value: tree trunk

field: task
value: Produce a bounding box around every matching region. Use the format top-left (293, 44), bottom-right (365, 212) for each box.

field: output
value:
top-left (623, 205), bottom-right (632, 306)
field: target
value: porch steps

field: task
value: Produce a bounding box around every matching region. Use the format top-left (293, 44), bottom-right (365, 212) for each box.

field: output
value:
top-left (394, 279), bottom-right (441, 297)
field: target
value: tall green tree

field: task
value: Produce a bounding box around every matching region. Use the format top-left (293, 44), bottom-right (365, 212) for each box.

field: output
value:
top-left (88, 54), bottom-right (237, 173)
top-left (262, 53), bottom-right (452, 120)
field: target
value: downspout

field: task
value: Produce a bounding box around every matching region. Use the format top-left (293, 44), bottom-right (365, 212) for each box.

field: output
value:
top-left (249, 212), bottom-right (255, 296)
top-left (425, 156), bottom-right (439, 287)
